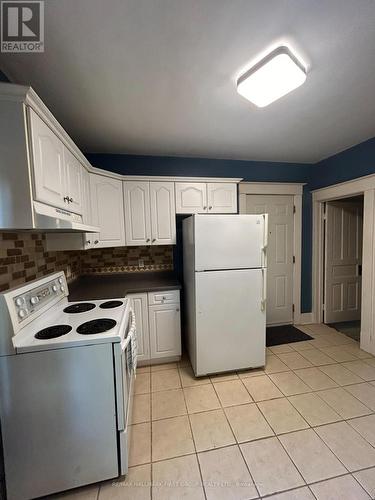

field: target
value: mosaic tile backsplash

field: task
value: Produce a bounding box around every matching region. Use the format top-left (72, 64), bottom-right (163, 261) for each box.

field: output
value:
top-left (0, 232), bottom-right (174, 293)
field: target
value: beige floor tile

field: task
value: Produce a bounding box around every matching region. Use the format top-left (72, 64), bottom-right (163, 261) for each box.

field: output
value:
top-left (53, 485), bottom-right (99, 499)
top-left (213, 379), bottom-right (252, 407)
top-left (289, 341), bottom-right (317, 352)
top-left (179, 365), bottom-right (211, 387)
top-left (225, 403), bottom-right (273, 443)
top-left (269, 344), bottom-right (294, 354)
top-left (342, 361), bottom-right (375, 381)
top-left (134, 373), bottom-right (151, 395)
top-left (183, 384), bottom-right (220, 414)
top-left (264, 355), bottom-right (290, 374)
top-left (269, 371), bottom-right (311, 396)
top-left (310, 475), bottom-right (370, 500)
top-left (189, 409), bottom-right (235, 452)
top-left (279, 428), bottom-right (346, 483)
top-left (294, 367), bottom-right (338, 391)
top-left (99, 464), bottom-right (151, 500)
top-left (316, 421), bottom-right (375, 472)
top-left (238, 367), bottom-right (265, 379)
top-left (365, 357), bottom-right (375, 368)
top-left (129, 423), bottom-right (151, 466)
top-left (210, 372), bottom-right (239, 382)
top-left (354, 467), bottom-right (375, 498)
top-left (152, 454), bottom-right (205, 500)
top-left (348, 414), bottom-right (375, 446)
top-left (151, 388), bottom-right (187, 420)
top-left (152, 415), bottom-right (195, 462)
top-left (257, 398), bottom-right (309, 434)
top-left (277, 352), bottom-right (313, 370)
top-left (289, 393), bottom-right (341, 426)
top-left (318, 346), bottom-right (358, 362)
top-left (308, 337), bottom-right (336, 348)
top-left (265, 487), bottom-right (315, 499)
top-left (241, 437), bottom-right (304, 496)
top-left (151, 362), bottom-right (178, 372)
top-left (345, 382), bottom-right (375, 411)
top-left (198, 445), bottom-right (258, 500)
top-left (151, 369), bottom-right (181, 392)
top-left (242, 375), bottom-right (283, 401)
top-left (299, 348), bottom-right (336, 366)
top-left (343, 345), bottom-right (373, 360)
top-left (320, 363), bottom-right (364, 386)
top-left (316, 387), bottom-right (371, 419)
top-left (132, 394), bottom-right (151, 424)
top-left (137, 365), bottom-right (151, 374)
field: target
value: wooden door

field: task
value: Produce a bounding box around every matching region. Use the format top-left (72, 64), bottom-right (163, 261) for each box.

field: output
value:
top-left (246, 194), bottom-right (294, 325)
top-left (324, 200), bottom-right (363, 323)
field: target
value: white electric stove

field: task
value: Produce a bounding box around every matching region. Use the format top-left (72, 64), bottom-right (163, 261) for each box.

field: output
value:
top-left (0, 271), bottom-right (137, 500)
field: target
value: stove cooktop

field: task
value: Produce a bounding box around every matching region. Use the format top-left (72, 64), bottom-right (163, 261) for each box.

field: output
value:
top-left (76, 318), bottom-right (117, 335)
top-left (99, 300), bottom-right (123, 309)
top-left (35, 325), bottom-right (73, 340)
top-left (63, 303), bottom-right (96, 314)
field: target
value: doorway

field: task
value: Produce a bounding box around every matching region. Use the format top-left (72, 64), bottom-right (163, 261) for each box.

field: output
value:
top-left (323, 196), bottom-right (364, 341)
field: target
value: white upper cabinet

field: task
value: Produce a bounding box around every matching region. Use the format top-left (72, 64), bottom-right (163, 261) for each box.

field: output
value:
top-left (124, 181), bottom-right (176, 246)
top-left (90, 174), bottom-right (125, 247)
top-left (124, 181), bottom-right (151, 246)
top-left (175, 182), bottom-right (207, 214)
top-left (175, 182), bottom-right (237, 214)
top-left (207, 182), bottom-right (237, 213)
top-left (63, 146), bottom-right (83, 214)
top-left (150, 182), bottom-right (176, 245)
top-left (29, 109), bottom-right (66, 210)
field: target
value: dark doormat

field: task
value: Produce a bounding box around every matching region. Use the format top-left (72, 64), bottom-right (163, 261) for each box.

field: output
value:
top-left (266, 325), bottom-right (313, 347)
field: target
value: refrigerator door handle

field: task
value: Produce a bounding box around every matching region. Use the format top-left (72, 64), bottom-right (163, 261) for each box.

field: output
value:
top-left (261, 268), bottom-right (267, 311)
top-left (262, 214), bottom-right (268, 252)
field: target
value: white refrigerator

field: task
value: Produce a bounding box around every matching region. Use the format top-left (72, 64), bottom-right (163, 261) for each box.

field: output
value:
top-left (183, 214), bottom-right (267, 376)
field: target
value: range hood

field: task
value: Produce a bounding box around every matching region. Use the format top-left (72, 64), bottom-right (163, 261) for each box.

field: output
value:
top-left (33, 201), bottom-right (99, 232)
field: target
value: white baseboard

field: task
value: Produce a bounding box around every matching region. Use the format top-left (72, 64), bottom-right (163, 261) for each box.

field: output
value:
top-left (298, 312), bottom-right (314, 324)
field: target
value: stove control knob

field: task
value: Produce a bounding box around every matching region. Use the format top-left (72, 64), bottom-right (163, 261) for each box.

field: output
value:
top-left (52, 285), bottom-right (57, 293)
top-left (60, 286), bottom-right (65, 293)
top-left (18, 309), bottom-right (27, 319)
top-left (15, 297), bottom-right (23, 307)
top-left (58, 277), bottom-right (63, 284)
top-left (30, 296), bottom-right (39, 305)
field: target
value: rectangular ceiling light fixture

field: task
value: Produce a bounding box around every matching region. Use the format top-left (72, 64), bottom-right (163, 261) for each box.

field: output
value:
top-left (237, 46), bottom-right (307, 107)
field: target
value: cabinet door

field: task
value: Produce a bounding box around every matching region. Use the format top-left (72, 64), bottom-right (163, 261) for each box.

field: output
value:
top-left (128, 293), bottom-right (150, 363)
top-left (175, 182), bottom-right (207, 214)
top-left (90, 174), bottom-right (125, 247)
top-left (64, 147), bottom-right (83, 214)
top-left (207, 183), bottom-right (237, 213)
top-left (29, 109), bottom-right (66, 209)
top-left (149, 304), bottom-right (181, 359)
top-left (150, 182), bottom-right (176, 245)
top-left (124, 181), bottom-right (151, 246)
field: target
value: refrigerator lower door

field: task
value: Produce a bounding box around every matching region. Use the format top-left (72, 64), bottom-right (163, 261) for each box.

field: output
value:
top-left (194, 215), bottom-right (265, 271)
top-left (195, 268), bottom-right (266, 376)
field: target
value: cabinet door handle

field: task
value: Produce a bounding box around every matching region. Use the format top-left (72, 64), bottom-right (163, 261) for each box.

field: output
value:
top-left (152, 238), bottom-right (156, 243)
top-left (63, 196), bottom-right (69, 203)
top-left (203, 206), bottom-right (207, 210)
top-left (94, 240), bottom-right (99, 244)
top-left (146, 238), bottom-right (150, 243)
top-left (176, 308), bottom-right (180, 312)
top-left (69, 197), bottom-right (73, 203)
top-left (209, 206), bottom-right (213, 210)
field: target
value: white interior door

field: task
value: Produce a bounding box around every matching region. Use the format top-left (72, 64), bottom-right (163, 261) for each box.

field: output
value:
top-left (245, 195), bottom-right (294, 326)
top-left (324, 200), bottom-right (363, 323)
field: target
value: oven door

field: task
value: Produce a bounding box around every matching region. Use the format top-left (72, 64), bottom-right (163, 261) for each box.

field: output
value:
top-left (114, 307), bottom-right (136, 475)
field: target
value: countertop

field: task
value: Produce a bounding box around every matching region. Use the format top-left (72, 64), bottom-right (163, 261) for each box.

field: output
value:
top-left (67, 272), bottom-right (181, 301)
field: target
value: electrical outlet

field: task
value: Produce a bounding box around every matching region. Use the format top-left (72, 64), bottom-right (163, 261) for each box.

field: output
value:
top-left (138, 259), bottom-right (145, 268)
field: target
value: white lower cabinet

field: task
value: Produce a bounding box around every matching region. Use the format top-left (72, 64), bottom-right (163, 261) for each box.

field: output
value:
top-left (128, 290), bottom-right (181, 365)
top-left (128, 293), bottom-right (150, 363)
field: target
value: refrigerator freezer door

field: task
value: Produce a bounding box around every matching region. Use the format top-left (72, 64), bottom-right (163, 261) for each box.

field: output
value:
top-left (194, 215), bottom-right (265, 271)
top-left (195, 268), bottom-right (266, 376)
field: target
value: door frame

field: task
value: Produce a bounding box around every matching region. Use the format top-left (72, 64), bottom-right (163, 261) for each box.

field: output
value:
top-left (312, 174), bottom-right (375, 354)
top-left (239, 182), bottom-right (304, 325)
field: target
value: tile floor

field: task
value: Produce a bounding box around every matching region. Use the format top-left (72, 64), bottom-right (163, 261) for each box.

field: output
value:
top-left (52, 324), bottom-right (375, 499)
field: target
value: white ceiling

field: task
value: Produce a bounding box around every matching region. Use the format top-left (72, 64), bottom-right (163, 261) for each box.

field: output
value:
top-left (1, 0), bottom-right (375, 163)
